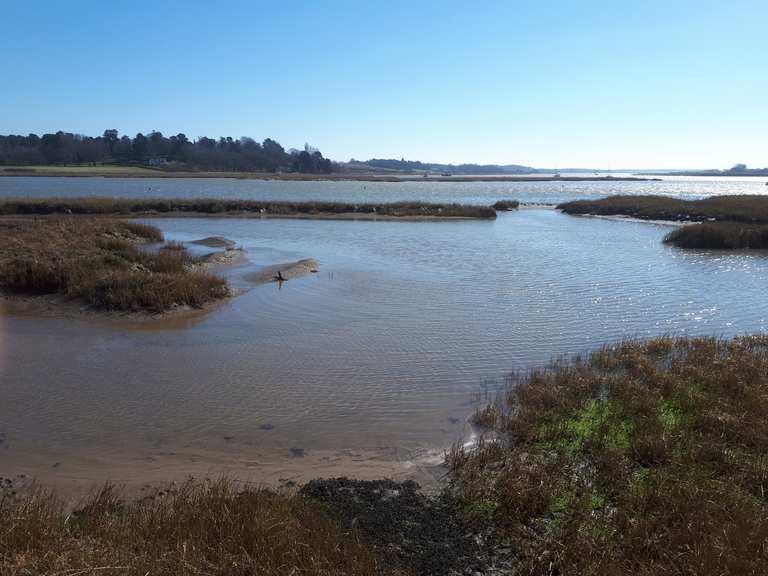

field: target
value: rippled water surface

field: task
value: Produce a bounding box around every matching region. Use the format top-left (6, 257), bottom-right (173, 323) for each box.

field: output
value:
top-left (3, 208), bottom-right (768, 486)
top-left (1, 177), bottom-right (768, 488)
top-left (1, 174), bottom-right (767, 204)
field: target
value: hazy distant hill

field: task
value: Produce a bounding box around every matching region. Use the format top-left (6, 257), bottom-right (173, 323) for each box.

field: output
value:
top-left (640, 164), bottom-right (768, 177)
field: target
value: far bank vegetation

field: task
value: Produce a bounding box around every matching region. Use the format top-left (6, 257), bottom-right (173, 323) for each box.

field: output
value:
top-left (0, 197), bottom-right (498, 219)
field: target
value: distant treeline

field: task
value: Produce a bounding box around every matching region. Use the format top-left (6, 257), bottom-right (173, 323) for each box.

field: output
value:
top-left (358, 158), bottom-right (535, 175)
top-left (0, 130), bottom-right (333, 174)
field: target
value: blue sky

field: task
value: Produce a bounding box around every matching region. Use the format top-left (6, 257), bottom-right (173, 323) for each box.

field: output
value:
top-left (2, 0), bottom-right (766, 168)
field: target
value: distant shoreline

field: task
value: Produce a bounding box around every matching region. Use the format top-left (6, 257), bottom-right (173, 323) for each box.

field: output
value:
top-left (0, 165), bottom-right (659, 182)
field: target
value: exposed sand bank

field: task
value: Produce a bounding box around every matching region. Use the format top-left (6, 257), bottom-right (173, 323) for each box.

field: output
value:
top-left (245, 258), bottom-right (319, 284)
top-left (190, 235), bottom-right (238, 249)
top-left (1, 443), bottom-right (447, 501)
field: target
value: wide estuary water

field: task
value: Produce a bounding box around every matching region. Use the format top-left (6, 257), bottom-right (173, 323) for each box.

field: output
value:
top-left (1, 176), bottom-right (767, 491)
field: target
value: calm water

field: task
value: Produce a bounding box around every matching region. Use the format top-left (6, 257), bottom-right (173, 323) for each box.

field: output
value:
top-left (2, 203), bottom-right (768, 487)
top-left (0, 174), bottom-right (767, 205)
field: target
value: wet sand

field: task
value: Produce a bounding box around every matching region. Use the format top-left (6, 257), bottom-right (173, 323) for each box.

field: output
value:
top-left (1, 441), bottom-right (447, 500)
top-left (245, 258), bottom-right (319, 284)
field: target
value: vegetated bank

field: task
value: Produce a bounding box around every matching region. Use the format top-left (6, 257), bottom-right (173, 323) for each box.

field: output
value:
top-left (558, 194), bottom-right (768, 223)
top-left (0, 218), bottom-right (228, 313)
top-left (663, 221), bottom-right (768, 249)
top-left (450, 336), bottom-right (768, 575)
top-left (0, 197), bottom-right (498, 219)
top-left (559, 194), bottom-right (768, 249)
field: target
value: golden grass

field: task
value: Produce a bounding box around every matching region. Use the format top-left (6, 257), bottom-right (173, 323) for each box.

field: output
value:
top-left (0, 218), bottom-right (228, 312)
top-left (0, 479), bottom-right (400, 576)
top-left (448, 336), bottom-right (768, 575)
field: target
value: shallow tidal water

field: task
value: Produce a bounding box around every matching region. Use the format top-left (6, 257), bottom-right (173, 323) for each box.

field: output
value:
top-left (2, 203), bottom-right (768, 491)
top-left (1, 173), bottom-right (767, 205)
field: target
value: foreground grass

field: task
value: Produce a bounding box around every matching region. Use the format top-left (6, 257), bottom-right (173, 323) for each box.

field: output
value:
top-left (664, 221), bottom-right (768, 249)
top-left (449, 336), bottom-right (768, 575)
top-left (0, 197), bottom-right (497, 219)
top-left (0, 218), bottom-right (228, 312)
top-left (558, 194), bottom-right (768, 223)
top-left (0, 479), bottom-right (399, 576)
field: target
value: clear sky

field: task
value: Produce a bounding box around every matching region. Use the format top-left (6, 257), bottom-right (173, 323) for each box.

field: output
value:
top-left (2, 0), bottom-right (766, 169)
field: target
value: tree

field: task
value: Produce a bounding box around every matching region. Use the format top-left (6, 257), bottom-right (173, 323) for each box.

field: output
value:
top-left (132, 133), bottom-right (149, 161)
top-left (0, 128), bottom-right (333, 173)
top-left (103, 129), bottom-right (118, 155)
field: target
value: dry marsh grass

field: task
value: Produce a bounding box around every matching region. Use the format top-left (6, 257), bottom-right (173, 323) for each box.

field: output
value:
top-left (0, 479), bottom-right (399, 576)
top-left (0, 197), bottom-right (497, 219)
top-left (558, 194), bottom-right (768, 223)
top-left (664, 221), bottom-right (768, 249)
top-left (0, 218), bottom-right (228, 312)
top-left (448, 336), bottom-right (768, 575)
top-left (492, 200), bottom-right (520, 211)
